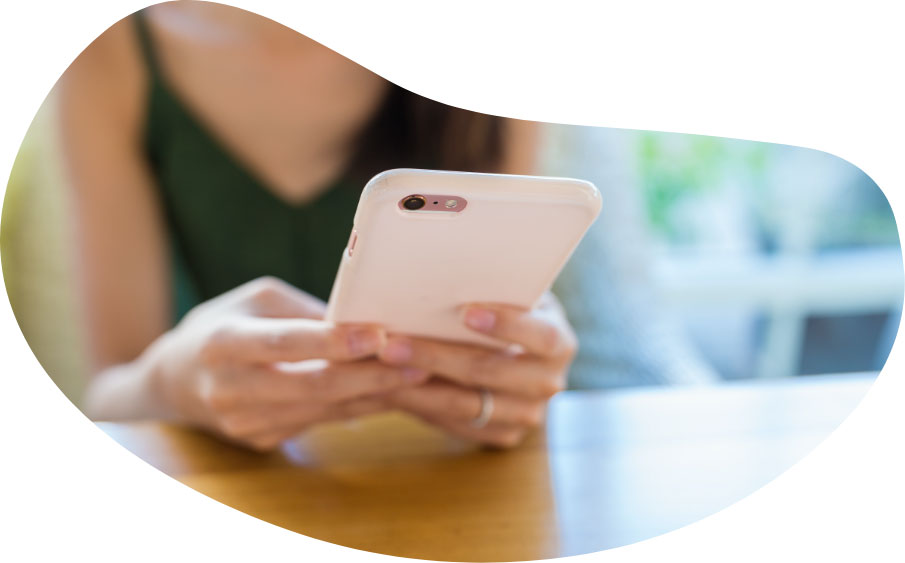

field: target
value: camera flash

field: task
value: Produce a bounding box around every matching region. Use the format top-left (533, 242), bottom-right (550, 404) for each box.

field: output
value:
top-left (445, 199), bottom-right (458, 208)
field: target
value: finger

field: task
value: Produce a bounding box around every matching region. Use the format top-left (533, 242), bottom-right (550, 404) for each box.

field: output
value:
top-left (243, 398), bottom-right (392, 451)
top-left (210, 360), bottom-right (429, 407)
top-left (386, 380), bottom-right (545, 428)
top-left (217, 396), bottom-right (391, 443)
top-left (216, 401), bottom-right (325, 441)
top-left (416, 412), bottom-right (530, 449)
top-left (238, 276), bottom-right (328, 319)
top-left (285, 359), bottom-right (429, 403)
top-left (378, 336), bottom-right (566, 398)
top-left (322, 396), bottom-right (392, 422)
top-left (204, 317), bottom-right (384, 364)
top-left (462, 303), bottom-right (575, 358)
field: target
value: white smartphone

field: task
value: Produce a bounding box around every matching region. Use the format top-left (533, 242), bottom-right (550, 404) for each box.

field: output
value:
top-left (325, 169), bottom-right (601, 347)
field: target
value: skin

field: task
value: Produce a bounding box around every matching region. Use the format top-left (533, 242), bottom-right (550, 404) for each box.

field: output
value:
top-left (60, 2), bottom-right (574, 451)
top-left (381, 293), bottom-right (577, 447)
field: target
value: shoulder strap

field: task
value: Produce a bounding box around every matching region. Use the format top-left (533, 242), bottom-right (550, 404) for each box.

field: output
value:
top-left (132, 10), bottom-right (162, 77)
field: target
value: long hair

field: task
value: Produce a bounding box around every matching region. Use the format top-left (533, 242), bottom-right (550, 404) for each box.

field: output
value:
top-left (349, 84), bottom-right (506, 183)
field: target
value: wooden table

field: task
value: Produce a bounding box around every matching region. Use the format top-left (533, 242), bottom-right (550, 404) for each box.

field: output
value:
top-left (98, 373), bottom-right (874, 562)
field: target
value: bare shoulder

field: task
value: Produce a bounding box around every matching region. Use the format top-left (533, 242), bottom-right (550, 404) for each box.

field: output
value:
top-left (59, 13), bottom-right (147, 132)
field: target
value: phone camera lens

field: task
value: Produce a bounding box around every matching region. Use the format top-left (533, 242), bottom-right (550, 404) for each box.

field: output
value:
top-left (402, 195), bottom-right (426, 210)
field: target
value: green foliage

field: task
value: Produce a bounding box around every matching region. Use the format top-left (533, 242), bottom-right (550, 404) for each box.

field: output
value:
top-left (633, 131), bottom-right (897, 250)
top-left (637, 133), bottom-right (770, 237)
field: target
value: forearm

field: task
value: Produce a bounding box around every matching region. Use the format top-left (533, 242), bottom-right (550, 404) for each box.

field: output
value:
top-left (82, 335), bottom-right (172, 421)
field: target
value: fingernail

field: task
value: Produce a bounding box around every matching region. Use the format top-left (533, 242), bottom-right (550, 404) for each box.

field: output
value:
top-left (402, 368), bottom-right (429, 382)
top-left (465, 307), bottom-right (496, 332)
top-left (347, 327), bottom-right (381, 356)
top-left (381, 337), bottom-right (413, 363)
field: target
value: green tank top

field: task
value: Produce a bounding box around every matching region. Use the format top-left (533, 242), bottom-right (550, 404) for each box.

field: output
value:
top-left (133, 12), bottom-right (363, 323)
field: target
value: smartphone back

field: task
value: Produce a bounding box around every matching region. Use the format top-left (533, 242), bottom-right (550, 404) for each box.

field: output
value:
top-left (325, 169), bottom-right (601, 347)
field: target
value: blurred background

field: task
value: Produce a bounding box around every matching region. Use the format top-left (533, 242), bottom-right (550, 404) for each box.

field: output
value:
top-left (544, 125), bottom-right (902, 383)
top-left (3, 99), bottom-right (902, 405)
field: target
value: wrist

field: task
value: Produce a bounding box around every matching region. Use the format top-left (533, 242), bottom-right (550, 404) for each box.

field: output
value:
top-left (139, 330), bottom-right (182, 421)
top-left (83, 330), bottom-right (179, 421)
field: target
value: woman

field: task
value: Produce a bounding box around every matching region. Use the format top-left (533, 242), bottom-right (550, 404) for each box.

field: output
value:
top-left (59, 2), bottom-right (576, 451)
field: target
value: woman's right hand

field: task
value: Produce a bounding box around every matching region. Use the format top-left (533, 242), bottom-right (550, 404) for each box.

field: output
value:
top-left (139, 277), bottom-right (427, 450)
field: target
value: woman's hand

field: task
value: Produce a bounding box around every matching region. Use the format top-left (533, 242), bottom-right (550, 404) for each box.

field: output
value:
top-left (377, 292), bottom-right (577, 448)
top-left (136, 277), bottom-right (427, 450)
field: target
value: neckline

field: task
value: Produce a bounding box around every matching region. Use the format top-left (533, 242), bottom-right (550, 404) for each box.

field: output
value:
top-left (136, 12), bottom-right (352, 211)
top-left (155, 80), bottom-right (348, 211)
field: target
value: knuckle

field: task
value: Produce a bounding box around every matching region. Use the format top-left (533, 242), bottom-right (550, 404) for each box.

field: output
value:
top-left (538, 376), bottom-right (566, 398)
top-left (538, 323), bottom-right (563, 356)
top-left (490, 429), bottom-right (524, 449)
top-left (205, 387), bottom-right (237, 414)
top-left (247, 436), bottom-right (281, 452)
top-left (199, 376), bottom-right (237, 413)
top-left (246, 277), bottom-right (293, 309)
top-left (255, 275), bottom-right (282, 287)
top-left (519, 403), bottom-right (545, 427)
top-left (562, 329), bottom-right (579, 360)
top-left (250, 276), bottom-right (284, 297)
top-left (200, 327), bottom-right (232, 366)
top-left (216, 414), bottom-right (251, 438)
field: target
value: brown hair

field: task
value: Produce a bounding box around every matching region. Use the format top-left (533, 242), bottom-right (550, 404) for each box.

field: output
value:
top-left (349, 84), bottom-right (506, 183)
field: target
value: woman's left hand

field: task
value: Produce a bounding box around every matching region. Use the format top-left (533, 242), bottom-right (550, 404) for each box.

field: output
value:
top-left (377, 292), bottom-right (577, 448)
